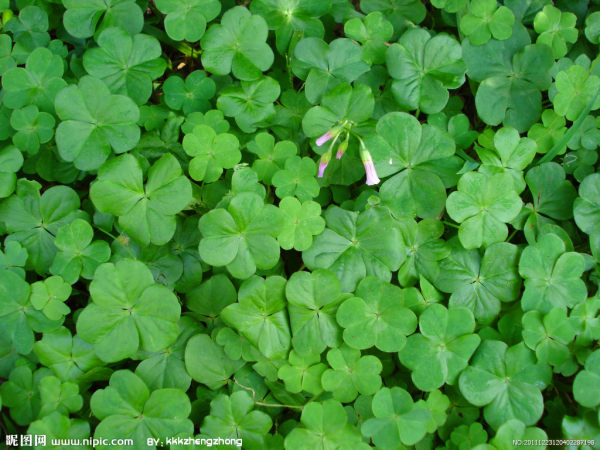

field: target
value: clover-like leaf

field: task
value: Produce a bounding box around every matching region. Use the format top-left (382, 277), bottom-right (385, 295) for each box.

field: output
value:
top-left (0, 241), bottom-right (27, 278)
top-left (54, 76), bottom-right (140, 171)
top-left (435, 240), bottom-right (521, 323)
top-left (489, 419), bottom-right (548, 450)
top-left (217, 76), bottom-right (281, 133)
top-left (90, 153), bottom-right (192, 246)
top-left (573, 349), bottom-right (600, 408)
top-left (0, 179), bottom-right (87, 275)
top-left (533, 5), bottom-right (578, 59)
top-left (28, 412), bottom-right (91, 449)
top-left (183, 124), bottom-right (241, 183)
top-left (0, 269), bottom-right (61, 355)
top-left (0, 146), bottom-right (23, 199)
top-left (399, 304), bottom-right (480, 391)
top-left (286, 269), bottom-right (345, 355)
top-left (221, 275), bottom-right (290, 359)
top-left (0, 365), bottom-right (48, 426)
top-left (162, 71), bottom-right (216, 115)
top-left (321, 344), bottom-right (382, 402)
top-left (83, 27), bottom-right (166, 105)
top-left (76, 259), bottom-right (181, 362)
top-left (91, 370), bottom-right (193, 448)
top-left (522, 307), bottom-right (575, 367)
top-left (574, 173), bottom-right (600, 235)
top-left (552, 64), bottom-right (600, 121)
top-left (303, 205), bottom-right (405, 292)
top-left (585, 11), bottom-right (600, 44)
top-left (34, 326), bottom-right (106, 382)
top-left (247, 133), bottom-right (297, 185)
top-left (518, 233), bottom-right (587, 313)
top-left (1, 47), bottom-right (67, 113)
top-left (446, 171), bottom-right (522, 249)
top-left (278, 350), bottom-right (327, 395)
top-left (460, 0), bottom-right (515, 45)
top-left (251, 0), bottom-right (331, 53)
top-left (201, 6), bottom-right (274, 81)
top-left (39, 376), bottom-right (83, 417)
top-left (284, 399), bottom-right (367, 449)
top-left (201, 391), bottom-right (272, 450)
top-left (198, 192), bottom-right (283, 279)
top-left (367, 111), bottom-right (458, 218)
top-left (459, 340), bottom-right (552, 430)
top-left (292, 37), bottom-right (369, 104)
top-left (184, 333), bottom-right (245, 390)
top-left (386, 28), bottom-right (465, 114)
top-left (49, 219), bottom-right (111, 285)
top-left (345, 12), bottom-right (393, 65)
top-left (362, 387), bottom-right (432, 448)
top-left (277, 197), bottom-right (325, 251)
top-left (155, 0), bottom-right (220, 42)
top-left (462, 24), bottom-right (553, 132)
top-left (272, 156), bottom-right (320, 201)
top-left (63, 0), bottom-right (144, 38)
top-left (10, 105), bottom-right (55, 154)
top-left (336, 276), bottom-right (417, 352)
top-left (30, 275), bottom-right (71, 322)
top-left (360, 0), bottom-right (426, 31)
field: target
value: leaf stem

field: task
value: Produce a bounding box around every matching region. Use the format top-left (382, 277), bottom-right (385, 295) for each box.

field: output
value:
top-left (441, 220), bottom-right (460, 229)
top-left (233, 378), bottom-right (303, 410)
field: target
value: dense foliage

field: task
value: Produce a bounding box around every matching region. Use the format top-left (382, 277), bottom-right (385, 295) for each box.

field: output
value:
top-left (1, 0), bottom-right (600, 448)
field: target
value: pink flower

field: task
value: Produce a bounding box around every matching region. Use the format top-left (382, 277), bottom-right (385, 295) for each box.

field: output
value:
top-left (316, 131), bottom-right (333, 147)
top-left (364, 159), bottom-right (380, 185)
top-left (359, 144), bottom-right (380, 186)
top-left (318, 161), bottom-right (327, 178)
top-left (336, 139), bottom-right (348, 159)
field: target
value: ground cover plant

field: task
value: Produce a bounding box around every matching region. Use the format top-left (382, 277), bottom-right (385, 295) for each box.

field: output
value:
top-left (2, 0), bottom-right (600, 448)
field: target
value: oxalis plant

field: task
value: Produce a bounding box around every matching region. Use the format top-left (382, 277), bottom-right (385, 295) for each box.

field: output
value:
top-left (2, 0), bottom-right (600, 449)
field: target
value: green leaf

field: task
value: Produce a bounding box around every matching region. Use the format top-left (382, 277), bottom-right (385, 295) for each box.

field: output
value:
top-left (435, 240), bottom-right (521, 323)
top-left (446, 171), bottom-right (523, 249)
top-left (460, 0), bottom-right (515, 45)
top-left (277, 197), bottom-right (325, 251)
top-left (83, 27), bottom-right (166, 105)
top-left (345, 12), bottom-right (393, 65)
top-left (0, 365), bottom-right (48, 426)
top-left (585, 11), bottom-right (600, 44)
top-left (399, 304), bottom-right (480, 391)
top-left (552, 64), bottom-right (600, 121)
top-left (63, 0), bottom-right (144, 38)
top-left (360, 0), bottom-right (426, 31)
top-left (285, 399), bottom-right (367, 449)
top-left (217, 76), bottom-right (281, 133)
top-left (10, 105), bottom-right (55, 154)
top-left (201, 391), bottom-right (273, 449)
top-left (247, 133), bottom-right (297, 185)
top-left (1, 47), bottom-right (67, 113)
top-left (250, 0), bottom-right (331, 54)
top-left (272, 156), bottom-right (320, 201)
top-left (462, 23), bottom-right (553, 132)
top-left (54, 76), bottom-right (140, 171)
top-left (574, 173), bottom-right (600, 235)
top-left (28, 412), bottom-right (91, 448)
top-left (286, 269), bottom-right (345, 355)
top-left (361, 387), bottom-right (432, 448)
top-left (573, 349), bottom-right (600, 408)
top-left (198, 192), bottom-right (283, 279)
top-left (201, 6), bottom-right (274, 81)
top-left (336, 276), bottom-right (417, 352)
top-left (518, 233), bottom-right (587, 313)
top-left (155, 0), bottom-right (220, 42)
top-left (91, 370), bottom-right (193, 447)
top-left (367, 111), bottom-right (457, 218)
top-left (292, 37), bottom-right (369, 103)
top-left (303, 206), bottom-right (406, 292)
top-left (458, 340), bottom-right (551, 430)
top-left (182, 124), bottom-right (241, 183)
top-left (221, 275), bottom-right (291, 359)
top-left (162, 71), bottom-right (216, 115)
top-left (90, 153), bottom-right (192, 246)
top-left (321, 344), bottom-right (382, 402)
top-left (0, 146), bottom-right (23, 199)
top-left (533, 5), bottom-right (578, 58)
top-left (30, 275), bottom-right (71, 322)
top-left (522, 307), bottom-right (575, 366)
top-left (386, 28), bottom-right (465, 114)
top-left (49, 219), bottom-right (111, 285)
top-left (39, 376), bottom-right (83, 417)
top-left (277, 350), bottom-right (326, 395)
top-left (0, 179), bottom-right (87, 275)
top-left (184, 333), bottom-right (245, 390)
top-left (76, 259), bottom-right (181, 362)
